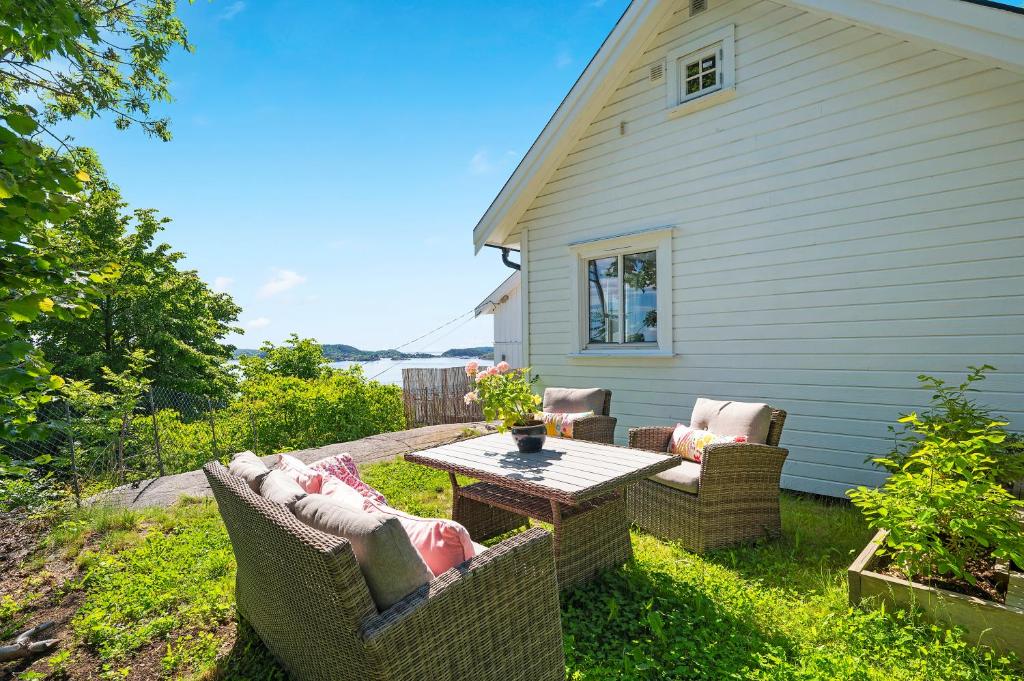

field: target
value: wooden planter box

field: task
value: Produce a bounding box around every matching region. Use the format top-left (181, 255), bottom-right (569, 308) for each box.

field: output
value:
top-left (848, 530), bottom-right (1024, 658)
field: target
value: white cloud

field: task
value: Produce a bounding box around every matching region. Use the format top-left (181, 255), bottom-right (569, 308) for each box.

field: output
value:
top-left (219, 1), bottom-right (245, 20)
top-left (245, 317), bottom-right (271, 330)
top-left (555, 47), bottom-right (573, 69)
top-left (212, 276), bottom-right (234, 292)
top-left (258, 269), bottom-right (307, 298)
top-left (469, 149), bottom-right (519, 176)
top-left (469, 149), bottom-right (493, 175)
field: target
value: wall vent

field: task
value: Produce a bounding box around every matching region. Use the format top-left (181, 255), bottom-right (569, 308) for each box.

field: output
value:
top-left (649, 61), bottom-right (665, 82)
top-left (690, 0), bottom-right (707, 16)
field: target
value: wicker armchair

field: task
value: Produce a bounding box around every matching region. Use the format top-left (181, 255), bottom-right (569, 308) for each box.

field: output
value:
top-left (626, 407), bottom-right (788, 553)
top-left (204, 462), bottom-right (566, 681)
top-left (542, 387), bottom-right (617, 444)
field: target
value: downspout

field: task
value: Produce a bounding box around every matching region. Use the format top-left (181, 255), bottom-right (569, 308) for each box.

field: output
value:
top-left (484, 244), bottom-right (521, 270)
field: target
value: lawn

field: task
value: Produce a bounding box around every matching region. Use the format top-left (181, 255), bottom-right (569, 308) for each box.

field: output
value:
top-left (1, 459), bottom-right (1020, 680)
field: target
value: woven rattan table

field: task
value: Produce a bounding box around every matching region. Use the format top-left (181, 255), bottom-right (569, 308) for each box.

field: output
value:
top-left (405, 432), bottom-right (679, 589)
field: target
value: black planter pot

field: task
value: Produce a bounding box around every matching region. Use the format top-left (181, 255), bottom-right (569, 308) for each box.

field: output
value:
top-left (511, 422), bottom-right (547, 453)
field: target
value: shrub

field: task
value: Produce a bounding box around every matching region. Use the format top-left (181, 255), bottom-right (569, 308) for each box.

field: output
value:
top-left (850, 368), bottom-right (1024, 587)
top-left (238, 367), bottom-right (404, 453)
top-left (887, 366), bottom-right (1024, 485)
top-left (128, 367), bottom-right (405, 470)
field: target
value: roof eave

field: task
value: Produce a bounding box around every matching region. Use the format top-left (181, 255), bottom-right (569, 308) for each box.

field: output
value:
top-left (473, 0), bottom-right (672, 253)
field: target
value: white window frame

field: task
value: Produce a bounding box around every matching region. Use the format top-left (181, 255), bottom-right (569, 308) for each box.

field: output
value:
top-left (568, 227), bottom-right (674, 359)
top-left (665, 25), bottom-right (736, 118)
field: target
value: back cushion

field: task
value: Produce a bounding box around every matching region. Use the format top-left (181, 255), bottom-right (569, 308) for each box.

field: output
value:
top-left (274, 453), bottom-right (323, 493)
top-left (364, 499), bottom-right (476, 577)
top-left (259, 470), bottom-right (308, 508)
top-left (228, 451), bottom-right (270, 492)
top-left (310, 453), bottom-right (387, 505)
top-left (293, 495), bottom-right (433, 611)
top-left (321, 476), bottom-right (369, 511)
top-left (690, 398), bottom-right (772, 444)
top-left (543, 387), bottom-right (607, 415)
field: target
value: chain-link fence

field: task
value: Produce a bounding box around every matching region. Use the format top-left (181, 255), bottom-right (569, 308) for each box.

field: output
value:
top-left (0, 385), bottom-right (259, 506)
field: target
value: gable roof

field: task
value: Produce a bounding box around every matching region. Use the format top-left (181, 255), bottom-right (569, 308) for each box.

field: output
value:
top-left (473, 0), bottom-right (1024, 252)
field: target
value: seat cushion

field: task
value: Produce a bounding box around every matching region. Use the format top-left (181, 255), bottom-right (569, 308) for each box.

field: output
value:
top-left (292, 494), bottom-right (433, 611)
top-left (365, 500), bottom-right (477, 577)
top-left (649, 461), bottom-right (702, 494)
top-left (259, 470), bottom-right (307, 508)
top-left (690, 398), bottom-right (772, 444)
top-left (542, 387), bottom-right (607, 415)
top-left (227, 451), bottom-right (270, 493)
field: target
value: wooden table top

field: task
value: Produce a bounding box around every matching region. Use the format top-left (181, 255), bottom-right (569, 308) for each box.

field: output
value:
top-left (405, 432), bottom-right (680, 505)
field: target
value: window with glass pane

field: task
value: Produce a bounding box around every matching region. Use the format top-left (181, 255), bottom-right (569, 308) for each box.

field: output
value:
top-left (587, 251), bottom-right (657, 345)
top-left (588, 257), bottom-right (619, 344)
top-left (679, 45), bottom-right (720, 100)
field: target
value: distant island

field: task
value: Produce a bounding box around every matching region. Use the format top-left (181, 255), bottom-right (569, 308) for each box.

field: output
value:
top-left (233, 344), bottom-right (493, 362)
top-left (441, 346), bottom-right (494, 360)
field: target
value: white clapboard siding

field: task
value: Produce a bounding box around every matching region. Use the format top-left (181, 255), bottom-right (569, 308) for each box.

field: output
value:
top-left (511, 0), bottom-right (1024, 497)
top-left (494, 281), bottom-right (523, 369)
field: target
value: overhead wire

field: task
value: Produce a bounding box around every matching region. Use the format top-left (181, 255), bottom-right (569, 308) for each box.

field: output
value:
top-left (362, 308), bottom-right (480, 381)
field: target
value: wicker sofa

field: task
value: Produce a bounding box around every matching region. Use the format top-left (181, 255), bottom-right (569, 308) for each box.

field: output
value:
top-left (626, 401), bottom-right (788, 553)
top-left (542, 387), bottom-right (617, 444)
top-left (204, 462), bottom-right (566, 681)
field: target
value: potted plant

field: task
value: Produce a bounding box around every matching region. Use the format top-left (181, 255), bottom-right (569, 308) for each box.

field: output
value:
top-left (848, 367), bottom-right (1024, 656)
top-left (464, 361), bottom-right (544, 453)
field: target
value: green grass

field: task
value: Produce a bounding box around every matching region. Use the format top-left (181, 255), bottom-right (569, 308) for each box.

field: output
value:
top-left (19, 460), bottom-right (1022, 680)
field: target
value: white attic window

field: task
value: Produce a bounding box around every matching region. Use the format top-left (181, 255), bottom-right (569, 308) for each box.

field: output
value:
top-left (665, 25), bottom-right (736, 117)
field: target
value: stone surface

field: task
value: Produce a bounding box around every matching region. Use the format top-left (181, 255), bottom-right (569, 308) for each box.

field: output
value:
top-left (93, 422), bottom-right (490, 510)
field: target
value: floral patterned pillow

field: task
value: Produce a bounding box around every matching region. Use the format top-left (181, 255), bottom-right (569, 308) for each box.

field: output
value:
top-left (668, 424), bottom-right (747, 463)
top-left (310, 453), bottom-right (387, 505)
top-left (539, 410), bottom-right (594, 438)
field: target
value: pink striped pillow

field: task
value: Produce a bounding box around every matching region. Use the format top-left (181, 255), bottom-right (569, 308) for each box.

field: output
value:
top-left (310, 453), bottom-right (387, 505)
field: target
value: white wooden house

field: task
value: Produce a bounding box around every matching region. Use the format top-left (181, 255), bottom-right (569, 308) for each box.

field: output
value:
top-left (472, 0), bottom-right (1024, 497)
top-left (475, 272), bottom-right (523, 368)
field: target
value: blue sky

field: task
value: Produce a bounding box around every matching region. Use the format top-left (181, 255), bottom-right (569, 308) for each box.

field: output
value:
top-left (65, 1), bottom-right (630, 351)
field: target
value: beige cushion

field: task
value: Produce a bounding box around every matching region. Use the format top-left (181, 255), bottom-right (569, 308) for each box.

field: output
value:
top-left (650, 461), bottom-right (702, 494)
top-left (259, 470), bottom-right (307, 508)
top-left (292, 494), bottom-right (433, 611)
top-left (543, 387), bottom-right (607, 415)
top-left (228, 451), bottom-right (270, 492)
top-left (690, 398), bottom-right (772, 444)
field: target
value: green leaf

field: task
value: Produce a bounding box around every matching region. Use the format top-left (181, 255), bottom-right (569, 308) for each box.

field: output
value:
top-left (5, 113), bottom-right (38, 135)
top-left (7, 295), bottom-right (44, 322)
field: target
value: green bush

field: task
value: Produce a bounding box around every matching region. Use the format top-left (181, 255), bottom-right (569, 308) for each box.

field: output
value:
top-left (239, 367), bottom-right (404, 453)
top-left (130, 366), bottom-right (405, 472)
top-left (850, 368), bottom-right (1024, 586)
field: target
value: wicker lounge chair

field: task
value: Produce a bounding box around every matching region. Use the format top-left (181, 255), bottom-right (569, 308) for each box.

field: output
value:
top-left (625, 403), bottom-right (788, 553)
top-left (542, 387), bottom-right (617, 444)
top-left (204, 462), bottom-right (566, 681)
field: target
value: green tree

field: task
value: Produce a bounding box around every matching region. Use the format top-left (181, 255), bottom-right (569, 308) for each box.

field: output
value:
top-left (0, 0), bottom-right (194, 472)
top-left (33, 155), bottom-right (242, 397)
top-left (239, 334), bottom-right (332, 381)
top-left (0, 0), bottom-right (192, 142)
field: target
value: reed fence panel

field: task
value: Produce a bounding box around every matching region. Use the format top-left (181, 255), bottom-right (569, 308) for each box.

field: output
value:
top-left (402, 367), bottom-right (483, 427)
